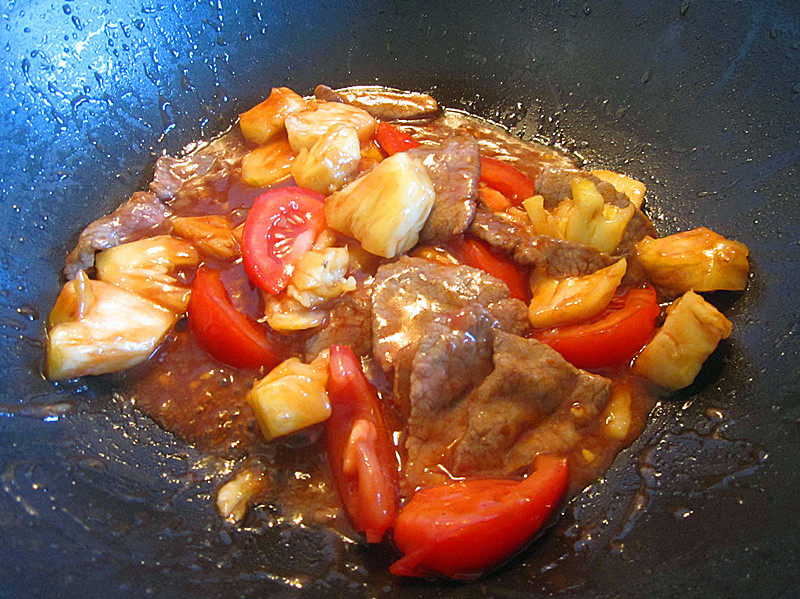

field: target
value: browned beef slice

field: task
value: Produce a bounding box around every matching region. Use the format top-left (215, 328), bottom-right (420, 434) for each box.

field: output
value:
top-left (535, 167), bottom-right (657, 252)
top-left (408, 136), bottom-right (481, 242)
top-left (371, 257), bottom-right (510, 374)
top-left (150, 129), bottom-right (247, 209)
top-left (313, 85), bottom-right (344, 103)
top-left (304, 284), bottom-right (373, 360)
top-left (452, 333), bottom-right (611, 476)
top-left (63, 191), bottom-right (169, 279)
top-left (469, 209), bottom-right (616, 277)
top-left (403, 331), bottom-right (611, 492)
top-left (320, 85), bottom-right (440, 121)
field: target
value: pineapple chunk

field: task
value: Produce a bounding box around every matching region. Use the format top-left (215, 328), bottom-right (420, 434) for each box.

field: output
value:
top-left (559, 179), bottom-right (635, 253)
top-left (522, 180), bottom-right (635, 253)
top-left (523, 194), bottom-right (560, 237)
top-left (635, 227), bottom-right (750, 296)
top-left (324, 152), bottom-right (435, 258)
top-left (290, 124), bottom-right (361, 195)
top-left (285, 102), bottom-right (377, 152)
top-left (171, 215), bottom-right (239, 259)
top-left (633, 290), bottom-right (732, 390)
top-left (239, 87), bottom-right (308, 145)
top-left (47, 273), bottom-right (175, 380)
top-left (240, 135), bottom-right (295, 187)
top-left (286, 247), bottom-right (356, 308)
top-left (264, 294), bottom-right (327, 331)
top-left (529, 259), bottom-right (627, 328)
top-left (247, 355), bottom-right (331, 441)
top-left (95, 235), bottom-right (199, 313)
top-left (591, 169), bottom-right (646, 209)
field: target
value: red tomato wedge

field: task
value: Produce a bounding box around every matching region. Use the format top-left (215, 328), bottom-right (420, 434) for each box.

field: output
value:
top-left (374, 122), bottom-right (421, 156)
top-left (452, 236), bottom-right (531, 303)
top-left (479, 156), bottom-right (536, 204)
top-left (390, 455), bottom-right (568, 580)
top-left (241, 186), bottom-right (326, 294)
top-left (534, 286), bottom-right (661, 370)
top-left (188, 267), bottom-right (283, 369)
top-left (326, 345), bottom-right (399, 543)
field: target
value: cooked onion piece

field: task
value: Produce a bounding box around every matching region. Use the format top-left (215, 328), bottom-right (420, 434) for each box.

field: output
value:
top-left (291, 124), bottom-right (361, 194)
top-left (95, 235), bottom-right (199, 313)
top-left (264, 294), bottom-right (327, 331)
top-left (47, 273), bottom-right (175, 380)
top-left (635, 227), bottom-right (750, 296)
top-left (240, 135), bottom-right (295, 187)
top-left (216, 467), bottom-right (269, 524)
top-left (528, 259), bottom-right (627, 328)
top-left (286, 247), bottom-right (356, 308)
top-left (634, 290), bottom-right (732, 390)
top-left (239, 87), bottom-right (308, 145)
top-left (285, 102), bottom-right (376, 152)
top-left (171, 215), bottom-right (239, 259)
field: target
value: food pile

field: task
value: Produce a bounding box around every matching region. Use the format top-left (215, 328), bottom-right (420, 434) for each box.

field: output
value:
top-left (45, 85), bottom-right (749, 579)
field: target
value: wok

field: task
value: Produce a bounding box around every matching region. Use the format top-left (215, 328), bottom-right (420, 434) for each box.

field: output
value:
top-left (1, 0), bottom-right (798, 596)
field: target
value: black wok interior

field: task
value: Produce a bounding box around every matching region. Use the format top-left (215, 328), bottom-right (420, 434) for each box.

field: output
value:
top-left (1, 0), bottom-right (799, 596)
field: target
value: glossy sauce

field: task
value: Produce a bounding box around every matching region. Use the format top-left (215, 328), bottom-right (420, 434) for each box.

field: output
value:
top-left (120, 105), bottom-right (659, 529)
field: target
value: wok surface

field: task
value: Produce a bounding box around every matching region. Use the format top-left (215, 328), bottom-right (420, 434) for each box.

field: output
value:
top-left (0, 0), bottom-right (798, 596)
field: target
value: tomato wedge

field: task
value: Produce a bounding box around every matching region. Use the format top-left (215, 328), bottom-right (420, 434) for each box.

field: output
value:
top-left (452, 236), bottom-right (531, 303)
top-left (326, 345), bottom-right (398, 543)
top-left (188, 267), bottom-right (283, 369)
top-left (479, 156), bottom-right (536, 204)
top-left (374, 122), bottom-right (421, 156)
top-left (390, 455), bottom-right (568, 580)
top-left (241, 186), bottom-right (326, 294)
top-left (534, 286), bottom-right (661, 370)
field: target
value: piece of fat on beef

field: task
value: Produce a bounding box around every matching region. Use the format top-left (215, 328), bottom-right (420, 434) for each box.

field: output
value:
top-left (535, 166), bottom-right (658, 252)
top-left (304, 284), bottom-right (373, 361)
top-left (407, 135), bottom-right (481, 242)
top-left (63, 191), bottom-right (169, 279)
top-left (469, 208), bottom-right (617, 277)
top-left (403, 330), bottom-right (611, 493)
top-left (150, 129), bottom-right (248, 210)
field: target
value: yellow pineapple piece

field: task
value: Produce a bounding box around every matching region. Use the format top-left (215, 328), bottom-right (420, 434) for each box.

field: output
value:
top-left (633, 290), bottom-right (732, 390)
top-left (635, 227), bottom-right (750, 296)
top-left (324, 152), bottom-right (435, 258)
top-left (239, 87), bottom-right (307, 145)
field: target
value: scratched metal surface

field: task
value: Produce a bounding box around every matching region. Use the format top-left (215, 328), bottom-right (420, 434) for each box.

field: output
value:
top-left (0, 0), bottom-right (798, 597)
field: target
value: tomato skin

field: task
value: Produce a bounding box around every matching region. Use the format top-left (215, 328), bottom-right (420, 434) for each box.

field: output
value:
top-left (374, 122), bottom-right (420, 156)
top-left (453, 236), bottom-right (531, 303)
top-left (188, 267), bottom-right (282, 369)
top-left (241, 186), bottom-right (326, 295)
top-left (390, 455), bottom-right (568, 580)
top-left (534, 286), bottom-right (660, 370)
top-left (326, 345), bottom-right (398, 543)
top-left (479, 156), bottom-right (536, 204)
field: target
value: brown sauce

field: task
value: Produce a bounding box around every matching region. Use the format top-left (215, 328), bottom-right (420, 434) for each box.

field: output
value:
top-left (119, 105), bottom-right (660, 531)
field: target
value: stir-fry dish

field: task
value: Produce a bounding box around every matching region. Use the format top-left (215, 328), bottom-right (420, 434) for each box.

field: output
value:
top-left (45, 85), bottom-right (750, 580)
